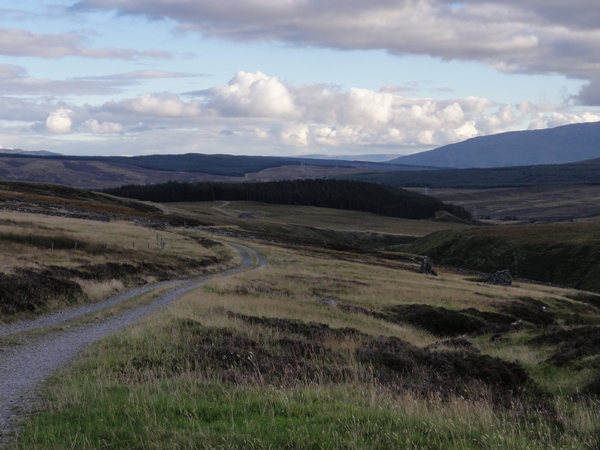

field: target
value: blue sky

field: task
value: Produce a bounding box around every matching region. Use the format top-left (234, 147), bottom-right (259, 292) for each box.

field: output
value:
top-left (0, 0), bottom-right (599, 158)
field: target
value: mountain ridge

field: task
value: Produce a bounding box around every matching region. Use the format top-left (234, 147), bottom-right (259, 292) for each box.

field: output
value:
top-left (390, 121), bottom-right (600, 168)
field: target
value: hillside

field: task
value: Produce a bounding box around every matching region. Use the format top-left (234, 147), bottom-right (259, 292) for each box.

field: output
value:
top-left (0, 148), bottom-right (59, 156)
top-left (421, 185), bottom-right (600, 222)
top-left (0, 153), bottom-right (415, 189)
top-left (0, 180), bottom-right (161, 217)
top-left (390, 121), bottom-right (600, 168)
top-left (343, 162), bottom-right (600, 189)
top-left (406, 222), bottom-right (600, 292)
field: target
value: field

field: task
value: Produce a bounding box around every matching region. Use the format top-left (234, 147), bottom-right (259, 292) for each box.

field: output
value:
top-left (10, 240), bottom-right (600, 448)
top-left (168, 200), bottom-right (471, 237)
top-left (2, 182), bottom-right (600, 448)
top-left (414, 185), bottom-right (600, 222)
top-left (0, 183), bottom-right (232, 321)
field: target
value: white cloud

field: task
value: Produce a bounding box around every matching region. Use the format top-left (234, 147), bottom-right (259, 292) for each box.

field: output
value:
top-left (0, 27), bottom-right (170, 59)
top-left (205, 71), bottom-right (298, 118)
top-left (106, 94), bottom-right (202, 118)
top-left (276, 123), bottom-right (309, 147)
top-left (85, 119), bottom-right (124, 134)
top-left (46, 109), bottom-right (73, 134)
top-left (2, 70), bottom-right (599, 155)
top-left (0, 64), bottom-right (205, 96)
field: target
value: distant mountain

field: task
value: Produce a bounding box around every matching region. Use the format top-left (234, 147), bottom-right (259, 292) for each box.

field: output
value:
top-left (390, 121), bottom-right (600, 168)
top-left (300, 153), bottom-right (401, 162)
top-left (0, 152), bottom-right (416, 189)
top-left (0, 148), bottom-right (60, 156)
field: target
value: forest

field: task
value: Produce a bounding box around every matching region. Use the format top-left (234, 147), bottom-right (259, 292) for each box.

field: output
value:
top-left (103, 179), bottom-right (472, 220)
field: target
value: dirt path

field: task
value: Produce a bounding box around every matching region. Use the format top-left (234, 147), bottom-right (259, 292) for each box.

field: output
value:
top-left (0, 243), bottom-right (266, 445)
top-left (211, 201), bottom-right (237, 217)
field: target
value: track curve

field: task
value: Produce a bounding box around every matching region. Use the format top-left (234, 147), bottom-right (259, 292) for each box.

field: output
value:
top-left (0, 243), bottom-right (266, 444)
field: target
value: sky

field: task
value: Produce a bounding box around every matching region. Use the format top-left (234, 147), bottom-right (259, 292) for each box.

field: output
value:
top-left (0, 1), bottom-right (600, 158)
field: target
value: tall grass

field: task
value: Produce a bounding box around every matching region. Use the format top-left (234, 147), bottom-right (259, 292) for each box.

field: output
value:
top-left (10, 242), bottom-right (600, 448)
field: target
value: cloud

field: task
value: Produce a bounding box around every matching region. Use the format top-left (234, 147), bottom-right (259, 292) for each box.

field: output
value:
top-left (85, 118), bottom-right (124, 134)
top-left (105, 93), bottom-right (202, 117)
top-left (204, 71), bottom-right (298, 118)
top-left (72, 0), bottom-right (600, 81)
top-left (46, 109), bottom-right (73, 134)
top-left (0, 65), bottom-right (208, 96)
top-left (3, 71), bottom-right (599, 154)
top-left (0, 27), bottom-right (170, 59)
top-left (574, 79), bottom-right (600, 106)
top-left (79, 70), bottom-right (209, 81)
top-left (276, 123), bottom-right (309, 147)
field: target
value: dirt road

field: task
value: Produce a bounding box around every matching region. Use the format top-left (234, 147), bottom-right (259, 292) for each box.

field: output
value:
top-left (0, 243), bottom-right (266, 445)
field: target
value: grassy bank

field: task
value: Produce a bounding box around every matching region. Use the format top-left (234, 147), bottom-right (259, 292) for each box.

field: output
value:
top-left (0, 209), bottom-right (229, 320)
top-left (406, 222), bottom-right (600, 292)
top-left (11, 242), bottom-right (600, 448)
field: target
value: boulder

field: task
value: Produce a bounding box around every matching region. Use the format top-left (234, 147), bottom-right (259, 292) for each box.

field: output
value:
top-left (419, 256), bottom-right (437, 276)
top-left (488, 269), bottom-right (513, 286)
top-left (318, 297), bottom-right (338, 307)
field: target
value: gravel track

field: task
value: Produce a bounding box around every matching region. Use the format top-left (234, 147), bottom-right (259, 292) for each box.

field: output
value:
top-left (0, 243), bottom-right (265, 444)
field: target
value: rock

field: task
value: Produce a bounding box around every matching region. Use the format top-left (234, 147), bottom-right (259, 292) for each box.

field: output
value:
top-left (318, 298), bottom-right (338, 307)
top-left (237, 213), bottom-right (255, 219)
top-left (488, 269), bottom-right (513, 286)
top-left (419, 256), bottom-right (437, 276)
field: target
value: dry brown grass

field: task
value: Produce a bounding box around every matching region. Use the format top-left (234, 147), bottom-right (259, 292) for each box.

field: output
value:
top-left (171, 241), bottom-right (584, 349)
top-left (11, 237), bottom-right (600, 448)
top-left (0, 209), bottom-right (232, 319)
top-left (168, 200), bottom-right (471, 237)
top-left (419, 185), bottom-right (600, 222)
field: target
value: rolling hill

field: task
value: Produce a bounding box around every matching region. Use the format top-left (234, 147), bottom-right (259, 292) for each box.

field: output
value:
top-left (0, 153), bottom-right (415, 189)
top-left (390, 121), bottom-right (600, 168)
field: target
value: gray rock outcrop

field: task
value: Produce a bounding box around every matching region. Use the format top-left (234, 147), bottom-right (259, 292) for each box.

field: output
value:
top-left (419, 256), bottom-right (437, 276)
top-left (488, 269), bottom-right (513, 286)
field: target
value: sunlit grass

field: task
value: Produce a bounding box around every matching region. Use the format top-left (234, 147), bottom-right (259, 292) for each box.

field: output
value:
top-left (11, 241), bottom-right (600, 448)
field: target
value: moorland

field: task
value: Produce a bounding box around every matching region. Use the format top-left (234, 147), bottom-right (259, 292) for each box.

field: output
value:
top-left (1, 178), bottom-right (600, 448)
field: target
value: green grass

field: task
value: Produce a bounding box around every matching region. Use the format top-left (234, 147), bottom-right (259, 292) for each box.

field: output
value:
top-left (16, 379), bottom-right (592, 450)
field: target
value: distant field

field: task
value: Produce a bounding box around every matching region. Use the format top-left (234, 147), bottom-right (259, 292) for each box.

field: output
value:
top-left (0, 157), bottom-right (242, 189)
top-left (343, 163), bottom-right (600, 188)
top-left (0, 153), bottom-right (416, 189)
top-left (245, 164), bottom-right (397, 181)
top-left (416, 185), bottom-right (600, 221)
top-left (169, 200), bottom-right (472, 237)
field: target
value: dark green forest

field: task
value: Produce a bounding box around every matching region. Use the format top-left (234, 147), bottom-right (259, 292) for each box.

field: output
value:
top-left (103, 179), bottom-right (471, 220)
top-left (342, 163), bottom-right (600, 189)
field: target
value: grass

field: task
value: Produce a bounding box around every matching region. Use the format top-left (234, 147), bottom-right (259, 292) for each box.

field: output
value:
top-left (406, 222), bottom-right (600, 292)
top-left (10, 241), bottom-right (600, 448)
top-left (411, 184), bottom-right (600, 222)
top-left (0, 209), bottom-right (230, 320)
top-left (169, 200), bottom-right (471, 238)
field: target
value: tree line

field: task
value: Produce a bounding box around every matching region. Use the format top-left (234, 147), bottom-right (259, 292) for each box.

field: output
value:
top-left (103, 179), bottom-right (472, 221)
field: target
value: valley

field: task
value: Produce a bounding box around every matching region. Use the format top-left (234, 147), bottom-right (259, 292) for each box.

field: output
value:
top-left (1, 180), bottom-right (600, 448)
